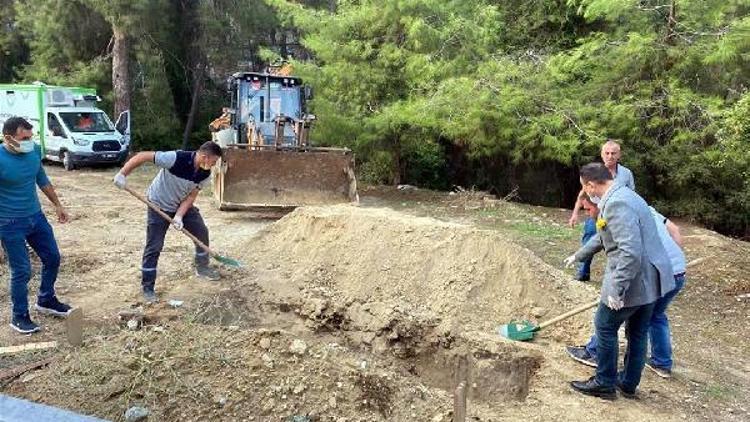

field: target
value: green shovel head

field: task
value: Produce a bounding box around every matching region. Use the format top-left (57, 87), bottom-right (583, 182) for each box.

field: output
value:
top-left (497, 320), bottom-right (539, 342)
top-left (213, 254), bottom-right (242, 268)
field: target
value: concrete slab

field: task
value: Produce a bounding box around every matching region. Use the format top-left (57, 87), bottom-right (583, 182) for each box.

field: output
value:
top-left (0, 394), bottom-right (109, 422)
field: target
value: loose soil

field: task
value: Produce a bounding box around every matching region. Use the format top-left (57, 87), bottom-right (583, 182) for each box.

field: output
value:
top-left (0, 167), bottom-right (748, 421)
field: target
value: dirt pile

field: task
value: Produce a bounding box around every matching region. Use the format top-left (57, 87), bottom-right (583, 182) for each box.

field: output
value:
top-left (248, 205), bottom-right (594, 344)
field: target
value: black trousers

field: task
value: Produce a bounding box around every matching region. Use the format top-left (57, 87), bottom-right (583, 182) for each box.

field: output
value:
top-left (141, 206), bottom-right (209, 290)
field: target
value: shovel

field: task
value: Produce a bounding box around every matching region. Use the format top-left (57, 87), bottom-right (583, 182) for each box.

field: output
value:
top-left (123, 186), bottom-right (242, 268)
top-left (497, 299), bottom-right (599, 341)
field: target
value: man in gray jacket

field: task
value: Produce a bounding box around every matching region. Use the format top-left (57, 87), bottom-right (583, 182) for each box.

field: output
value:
top-left (569, 163), bottom-right (674, 400)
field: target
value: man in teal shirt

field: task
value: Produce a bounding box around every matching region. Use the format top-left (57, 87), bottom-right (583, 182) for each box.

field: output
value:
top-left (0, 117), bottom-right (73, 334)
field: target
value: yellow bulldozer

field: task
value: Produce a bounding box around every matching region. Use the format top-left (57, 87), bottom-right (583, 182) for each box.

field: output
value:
top-left (209, 69), bottom-right (357, 213)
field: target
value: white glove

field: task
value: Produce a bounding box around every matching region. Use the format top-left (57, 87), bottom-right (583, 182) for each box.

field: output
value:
top-left (563, 255), bottom-right (577, 269)
top-left (172, 215), bottom-right (184, 231)
top-left (606, 295), bottom-right (624, 311)
top-left (113, 172), bottom-right (127, 189)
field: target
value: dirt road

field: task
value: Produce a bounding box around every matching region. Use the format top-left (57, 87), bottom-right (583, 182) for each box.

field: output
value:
top-left (0, 165), bottom-right (747, 421)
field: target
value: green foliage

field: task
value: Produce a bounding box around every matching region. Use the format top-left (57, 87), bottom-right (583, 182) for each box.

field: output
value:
top-left (4, 0), bottom-right (749, 235)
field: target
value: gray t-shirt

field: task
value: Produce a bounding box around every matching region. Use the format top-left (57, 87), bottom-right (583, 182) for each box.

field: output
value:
top-left (146, 151), bottom-right (211, 212)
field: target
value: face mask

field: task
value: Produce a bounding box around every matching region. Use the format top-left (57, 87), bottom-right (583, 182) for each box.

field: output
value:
top-left (6, 136), bottom-right (34, 153)
top-left (590, 195), bottom-right (601, 205)
top-left (200, 162), bottom-right (213, 171)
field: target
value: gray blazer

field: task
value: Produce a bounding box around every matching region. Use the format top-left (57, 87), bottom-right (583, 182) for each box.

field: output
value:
top-left (574, 184), bottom-right (674, 308)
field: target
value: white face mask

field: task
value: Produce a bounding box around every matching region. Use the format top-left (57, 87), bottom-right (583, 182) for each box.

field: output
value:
top-left (590, 195), bottom-right (601, 205)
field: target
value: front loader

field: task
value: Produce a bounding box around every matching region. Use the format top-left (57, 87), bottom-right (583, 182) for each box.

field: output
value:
top-left (210, 69), bottom-right (357, 212)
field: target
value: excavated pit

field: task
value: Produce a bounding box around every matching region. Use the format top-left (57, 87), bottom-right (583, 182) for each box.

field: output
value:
top-left (241, 205), bottom-right (595, 402)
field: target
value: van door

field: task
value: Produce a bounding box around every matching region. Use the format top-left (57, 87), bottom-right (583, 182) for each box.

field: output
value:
top-left (46, 113), bottom-right (67, 159)
top-left (115, 110), bottom-right (130, 147)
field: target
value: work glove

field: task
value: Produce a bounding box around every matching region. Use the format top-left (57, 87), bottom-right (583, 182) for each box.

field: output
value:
top-left (563, 254), bottom-right (577, 269)
top-left (172, 215), bottom-right (184, 231)
top-left (113, 172), bottom-right (127, 189)
top-left (606, 295), bottom-right (624, 311)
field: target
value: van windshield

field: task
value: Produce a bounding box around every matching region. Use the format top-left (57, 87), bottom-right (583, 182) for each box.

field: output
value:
top-left (59, 112), bottom-right (114, 132)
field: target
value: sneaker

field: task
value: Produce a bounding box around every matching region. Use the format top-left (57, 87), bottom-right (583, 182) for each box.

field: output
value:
top-left (616, 382), bottom-right (638, 399)
top-left (195, 265), bottom-right (221, 281)
top-left (35, 296), bottom-right (73, 317)
top-left (646, 363), bottom-right (672, 379)
top-left (575, 274), bottom-right (590, 282)
top-left (10, 313), bottom-right (41, 334)
top-left (143, 289), bottom-right (158, 304)
top-left (566, 345), bottom-right (598, 367)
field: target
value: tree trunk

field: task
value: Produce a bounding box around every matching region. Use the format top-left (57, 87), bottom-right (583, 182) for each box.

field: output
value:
top-left (181, 62), bottom-right (203, 149)
top-left (112, 26), bottom-right (131, 118)
top-left (391, 134), bottom-right (402, 185)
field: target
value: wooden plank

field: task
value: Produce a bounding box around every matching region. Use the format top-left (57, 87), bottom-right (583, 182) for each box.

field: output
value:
top-left (0, 341), bottom-right (58, 356)
top-left (66, 308), bottom-right (83, 347)
top-left (0, 356), bottom-right (54, 382)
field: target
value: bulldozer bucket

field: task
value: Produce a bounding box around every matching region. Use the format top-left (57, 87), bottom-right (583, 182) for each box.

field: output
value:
top-left (214, 146), bottom-right (357, 212)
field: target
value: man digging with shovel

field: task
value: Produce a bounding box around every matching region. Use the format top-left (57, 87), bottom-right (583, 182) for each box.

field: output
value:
top-left (113, 141), bottom-right (223, 303)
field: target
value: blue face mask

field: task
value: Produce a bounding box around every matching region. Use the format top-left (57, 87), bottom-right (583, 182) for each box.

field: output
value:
top-left (17, 139), bottom-right (35, 153)
top-left (590, 195), bottom-right (601, 205)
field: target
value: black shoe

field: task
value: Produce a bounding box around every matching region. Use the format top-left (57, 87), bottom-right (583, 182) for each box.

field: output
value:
top-left (570, 376), bottom-right (616, 400)
top-left (35, 296), bottom-right (73, 317)
top-left (143, 289), bottom-right (157, 304)
top-left (575, 274), bottom-right (590, 282)
top-left (10, 313), bottom-right (41, 334)
top-left (616, 382), bottom-right (638, 399)
top-left (566, 345), bottom-right (598, 367)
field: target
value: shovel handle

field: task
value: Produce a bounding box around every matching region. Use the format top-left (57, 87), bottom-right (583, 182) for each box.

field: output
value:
top-left (537, 299), bottom-right (600, 330)
top-left (123, 186), bottom-right (214, 257)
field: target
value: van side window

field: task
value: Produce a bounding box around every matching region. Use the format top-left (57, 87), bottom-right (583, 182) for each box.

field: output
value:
top-left (47, 113), bottom-right (66, 137)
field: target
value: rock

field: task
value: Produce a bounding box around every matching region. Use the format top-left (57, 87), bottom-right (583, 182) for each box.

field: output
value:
top-left (261, 353), bottom-right (274, 368)
top-left (167, 299), bottom-right (184, 308)
top-left (531, 307), bottom-right (547, 318)
top-left (124, 406), bottom-right (149, 422)
top-left (126, 319), bottom-right (140, 331)
top-left (259, 337), bottom-right (272, 350)
top-left (328, 396), bottom-right (337, 408)
top-left (431, 414), bottom-right (444, 422)
top-left (289, 339), bottom-right (307, 355)
top-left (216, 396), bottom-right (227, 407)
top-left (151, 326), bottom-right (165, 333)
top-left (293, 384), bottom-right (305, 394)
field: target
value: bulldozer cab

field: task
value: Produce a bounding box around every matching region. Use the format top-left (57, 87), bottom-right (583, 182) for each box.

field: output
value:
top-left (212, 72), bottom-right (357, 212)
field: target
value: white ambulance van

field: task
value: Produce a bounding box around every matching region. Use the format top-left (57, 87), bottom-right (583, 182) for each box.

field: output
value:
top-left (0, 82), bottom-right (130, 170)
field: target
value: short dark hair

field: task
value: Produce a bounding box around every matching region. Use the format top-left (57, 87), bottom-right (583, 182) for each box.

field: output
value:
top-left (2, 117), bottom-right (33, 136)
top-left (579, 162), bottom-right (613, 184)
top-left (198, 141), bottom-right (223, 158)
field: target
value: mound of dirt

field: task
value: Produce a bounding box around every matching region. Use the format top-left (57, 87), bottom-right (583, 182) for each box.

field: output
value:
top-left (245, 205), bottom-right (595, 354)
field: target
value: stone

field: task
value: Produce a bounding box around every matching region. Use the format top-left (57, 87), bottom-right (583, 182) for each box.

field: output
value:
top-left (124, 406), bottom-right (149, 422)
top-left (329, 396), bottom-right (337, 409)
top-left (262, 353), bottom-right (274, 368)
top-left (126, 319), bottom-right (140, 331)
top-left (259, 338), bottom-right (272, 350)
top-left (289, 339), bottom-right (308, 355)
top-left (293, 384), bottom-right (305, 395)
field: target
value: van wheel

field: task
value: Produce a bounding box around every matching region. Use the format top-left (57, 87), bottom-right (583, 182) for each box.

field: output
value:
top-left (62, 151), bottom-right (76, 171)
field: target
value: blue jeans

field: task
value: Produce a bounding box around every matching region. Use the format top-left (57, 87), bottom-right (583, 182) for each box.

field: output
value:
top-left (594, 301), bottom-right (655, 390)
top-left (585, 274), bottom-right (686, 370)
top-left (648, 273), bottom-right (685, 369)
top-left (141, 206), bottom-right (209, 290)
top-left (0, 212), bottom-right (61, 317)
top-left (578, 217), bottom-right (597, 278)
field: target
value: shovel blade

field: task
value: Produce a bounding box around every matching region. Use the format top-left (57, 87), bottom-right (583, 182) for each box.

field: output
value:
top-left (212, 254), bottom-right (243, 268)
top-left (497, 320), bottom-right (538, 342)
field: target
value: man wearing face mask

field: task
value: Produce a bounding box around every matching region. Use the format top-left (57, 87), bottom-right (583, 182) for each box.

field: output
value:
top-left (567, 163), bottom-right (673, 399)
top-left (113, 141), bottom-right (223, 303)
top-left (1, 117), bottom-right (73, 334)
top-left (568, 139), bottom-right (635, 281)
